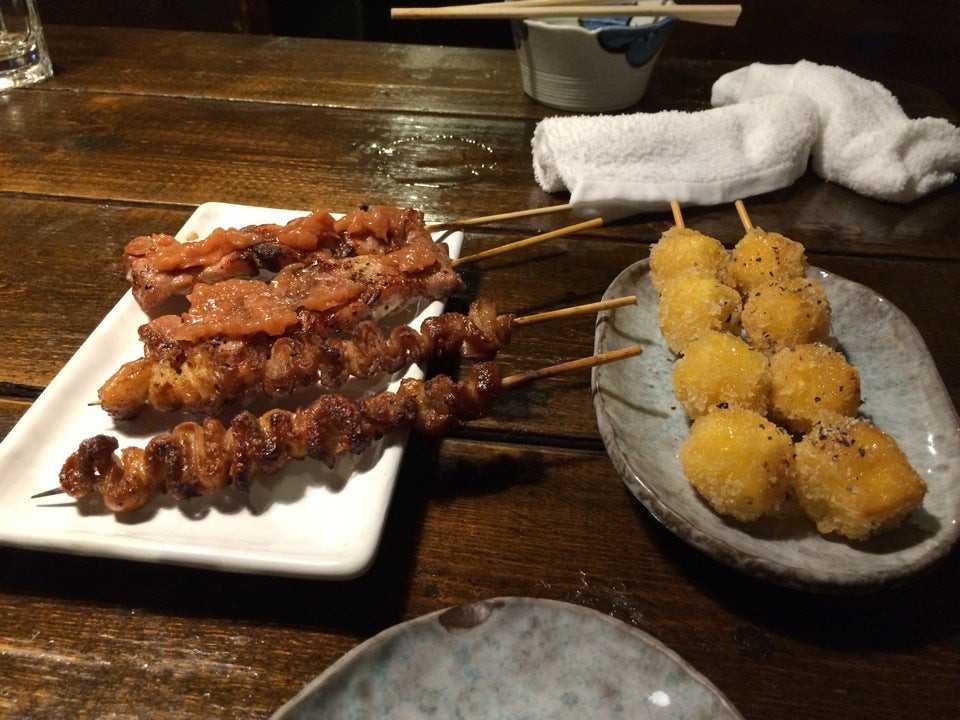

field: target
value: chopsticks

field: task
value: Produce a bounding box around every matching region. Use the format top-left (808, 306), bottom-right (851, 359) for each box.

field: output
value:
top-left (391, 2), bottom-right (742, 27)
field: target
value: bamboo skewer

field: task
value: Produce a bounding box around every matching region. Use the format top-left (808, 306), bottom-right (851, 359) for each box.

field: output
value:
top-left (426, 203), bottom-right (574, 231)
top-left (734, 199), bottom-right (753, 231)
top-left (391, 3), bottom-right (742, 27)
top-left (669, 199), bottom-right (684, 228)
top-left (512, 295), bottom-right (636, 326)
top-left (31, 487), bottom-right (66, 499)
top-left (35, 345), bottom-right (642, 502)
top-left (452, 217), bottom-right (603, 267)
top-left (501, 344), bottom-right (642, 389)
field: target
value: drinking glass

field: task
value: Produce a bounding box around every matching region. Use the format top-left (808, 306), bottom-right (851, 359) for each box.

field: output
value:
top-left (0, 0), bottom-right (52, 90)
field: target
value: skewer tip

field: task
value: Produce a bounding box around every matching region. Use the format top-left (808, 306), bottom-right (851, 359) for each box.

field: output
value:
top-left (31, 486), bottom-right (67, 499)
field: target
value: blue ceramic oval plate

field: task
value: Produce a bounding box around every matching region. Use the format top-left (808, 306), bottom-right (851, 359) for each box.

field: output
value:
top-left (592, 260), bottom-right (960, 591)
top-left (271, 597), bottom-right (743, 719)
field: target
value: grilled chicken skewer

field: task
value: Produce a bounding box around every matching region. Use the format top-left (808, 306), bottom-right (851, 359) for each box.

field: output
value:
top-left (126, 205), bottom-right (430, 311)
top-left (46, 347), bottom-right (642, 513)
top-left (97, 295), bottom-right (636, 420)
top-left (96, 228), bottom-right (463, 422)
top-left (138, 218), bottom-right (461, 350)
top-left (102, 218), bottom-right (606, 420)
top-left (135, 216), bottom-right (602, 352)
top-left (128, 203), bottom-right (601, 314)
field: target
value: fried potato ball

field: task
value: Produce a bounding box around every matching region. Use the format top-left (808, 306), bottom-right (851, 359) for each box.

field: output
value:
top-left (769, 343), bottom-right (861, 433)
top-left (730, 228), bottom-right (807, 295)
top-left (672, 330), bottom-right (770, 418)
top-left (658, 275), bottom-right (742, 354)
top-left (794, 418), bottom-right (927, 540)
top-left (679, 406), bottom-right (795, 522)
top-left (741, 277), bottom-right (831, 353)
top-left (649, 226), bottom-right (731, 293)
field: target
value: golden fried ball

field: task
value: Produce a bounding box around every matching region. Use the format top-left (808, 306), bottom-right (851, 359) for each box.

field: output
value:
top-left (658, 275), bottom-right (742, 354)
top-left (672, 330), bottom-right (770, 418)
top-left (649, 226), bottom-right (731, 293)
top-left (769, 343), bottom-right (861, 433)
top-left (679, 406), bottom-right (795, 522)
top-left (794, 418), bottom-right (927, 540)
top-left (741, 277), bottom-right (831, 353)
top-left (730, 228), bottom-right (807, 295)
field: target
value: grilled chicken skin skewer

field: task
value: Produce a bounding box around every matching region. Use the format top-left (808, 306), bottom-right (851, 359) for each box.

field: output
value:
top-left (64, 363), bottom-right (501, 512)
top-left (98, 295), bottom-right (635, 420)
top-left (98, 298), bottom-right (512, 419)
top-left (50, 347), bottom-right (642, 513)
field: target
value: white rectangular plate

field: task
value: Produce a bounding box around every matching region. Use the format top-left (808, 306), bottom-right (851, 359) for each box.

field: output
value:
top-left (0, 202), bottom-right (463, 578)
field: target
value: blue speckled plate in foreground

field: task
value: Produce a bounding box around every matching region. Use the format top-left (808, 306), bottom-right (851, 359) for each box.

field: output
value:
top-left (592, 260), bottom-right (960, 591)
top-left (271, 597), bottom-right (743, 719)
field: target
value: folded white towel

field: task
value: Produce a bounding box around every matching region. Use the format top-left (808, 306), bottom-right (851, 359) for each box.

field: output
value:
top-left (532, 94), bottom-right (818, 220)
top-left (712, 60), bottom-right (960, 203)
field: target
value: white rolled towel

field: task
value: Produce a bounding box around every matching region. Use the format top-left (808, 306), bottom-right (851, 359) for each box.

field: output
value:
top-left (712, 60), bottom-right (960, 203)
top-left (532, 94), bottom-right (818, 220)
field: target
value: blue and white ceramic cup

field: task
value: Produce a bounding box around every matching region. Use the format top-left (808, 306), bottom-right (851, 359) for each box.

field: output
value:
top-left (513, 14), bottom-right (674, 113)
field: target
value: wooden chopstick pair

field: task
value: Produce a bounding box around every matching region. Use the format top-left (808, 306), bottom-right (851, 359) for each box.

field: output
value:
top-left (392, 1), bottom-right (742, 27)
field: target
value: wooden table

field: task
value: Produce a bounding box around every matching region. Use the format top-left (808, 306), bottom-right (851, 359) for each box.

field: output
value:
top-left (1, 25), bottom-right (957, 719)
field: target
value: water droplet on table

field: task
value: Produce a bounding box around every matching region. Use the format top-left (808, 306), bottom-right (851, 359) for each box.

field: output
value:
top-left (369, 135), bottom-right (498, 188)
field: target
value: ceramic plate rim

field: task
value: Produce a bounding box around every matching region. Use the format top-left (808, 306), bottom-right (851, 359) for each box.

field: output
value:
top-left (271, 596), bottom-right (744, 719)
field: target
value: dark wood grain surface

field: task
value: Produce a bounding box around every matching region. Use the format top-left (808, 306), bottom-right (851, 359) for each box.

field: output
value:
top-left (1, 25), bottom-right (957, 720)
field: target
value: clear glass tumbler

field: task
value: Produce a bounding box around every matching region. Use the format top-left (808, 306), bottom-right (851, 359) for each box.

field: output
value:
top-left (0, 0), bottom-right (52, 90)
